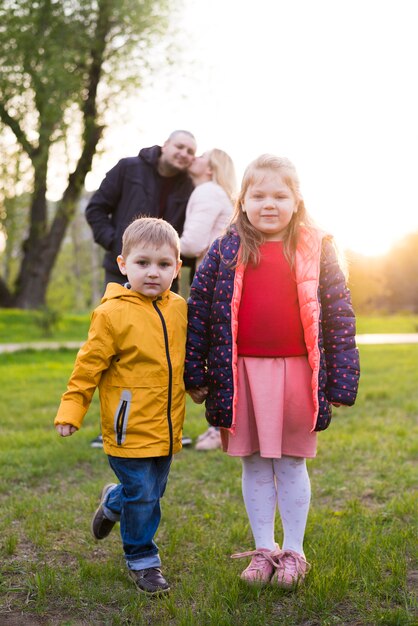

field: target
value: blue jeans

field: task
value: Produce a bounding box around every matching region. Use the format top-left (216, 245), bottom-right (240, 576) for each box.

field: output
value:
top-left (103, 455), bottom-right (172, 571)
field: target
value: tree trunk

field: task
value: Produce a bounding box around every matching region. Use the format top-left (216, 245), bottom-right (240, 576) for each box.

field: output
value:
top-left (11, 145), bottom-right (50, 308)
top-left (0, 277), bottom-right (15, 307)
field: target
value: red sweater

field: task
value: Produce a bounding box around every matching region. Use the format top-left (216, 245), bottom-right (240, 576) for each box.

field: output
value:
top-left (237, 242), bottom-right (307, 357)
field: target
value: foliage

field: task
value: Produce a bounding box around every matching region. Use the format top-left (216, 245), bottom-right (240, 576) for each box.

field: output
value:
top-left (0, 308), bottom-right (90, 342)
top-left (0, 344), bottom-right (416, 624)
top-left (382, 232), bottom-right (418, 312)
top-left (33, 305), bottom-right (62, 337)
top-left (348, 232), bottom-right (418, 314)
top-left (45, 226), bottom-right (418, 314)
top-left (347, 251), bottom-right (388, 313)
top-left (0, 130), bottom-right (31, 285)
top-left (0, 0), bottom-right (177, 309)
top-left (1, 309), bottom-right (418, 344)
top-left (46, 202), bottom-right (105, 312)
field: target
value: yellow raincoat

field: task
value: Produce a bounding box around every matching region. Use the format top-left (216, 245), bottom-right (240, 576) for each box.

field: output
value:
top-left (54, 283), bottom-right (187, 457)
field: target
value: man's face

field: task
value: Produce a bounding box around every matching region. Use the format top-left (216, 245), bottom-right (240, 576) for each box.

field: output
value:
top-left (160, 132), bottom-right (196, 173)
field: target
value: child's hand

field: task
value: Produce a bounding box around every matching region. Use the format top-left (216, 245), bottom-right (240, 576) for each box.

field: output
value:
top-left (55, 424), bottom-right (78, 437)
top-left (188, 387), bottom-right (209, 404)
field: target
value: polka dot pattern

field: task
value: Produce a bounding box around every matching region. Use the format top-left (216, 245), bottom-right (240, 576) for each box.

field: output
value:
top-left (184, 230), bottom-right (360, 432)
top-left (316, 238), bottom-right (360, 429)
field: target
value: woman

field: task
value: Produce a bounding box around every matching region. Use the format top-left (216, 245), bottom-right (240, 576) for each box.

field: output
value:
top-left (181, 148), bottom-right (237, 450)
top-left (181, 149), bottom-right (236, 268)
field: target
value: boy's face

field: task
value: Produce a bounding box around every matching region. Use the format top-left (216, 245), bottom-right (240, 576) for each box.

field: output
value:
top-left (117, 243), bottom-right (182, 298)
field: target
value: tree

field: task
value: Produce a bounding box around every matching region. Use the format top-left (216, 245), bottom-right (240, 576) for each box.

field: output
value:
top-left (346, 232), bottom-right (418, 314)
top-left (383, 232), bottom-right (418, 312)
top-left (347, 251), bottom-right (388, 313)
top-left (0, 0), bottom-right (174, 308)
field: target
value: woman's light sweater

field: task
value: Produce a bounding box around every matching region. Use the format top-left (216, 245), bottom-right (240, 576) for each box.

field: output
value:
top-left (180, 181), bottom-right (233, 267)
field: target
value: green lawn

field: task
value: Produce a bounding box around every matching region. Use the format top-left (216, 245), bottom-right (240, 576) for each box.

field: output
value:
top-left (0, 309), bottom-right (418, 344)
top-left (0, 344), bottom-right (417, 625)
top-left (355, 314), bottom-right (418, 334)
top-left (0, 309), bottom-right (91, 343)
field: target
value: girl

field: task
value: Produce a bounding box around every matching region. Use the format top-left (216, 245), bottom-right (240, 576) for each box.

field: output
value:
top-left (185, 154), bottom-right (360, 589)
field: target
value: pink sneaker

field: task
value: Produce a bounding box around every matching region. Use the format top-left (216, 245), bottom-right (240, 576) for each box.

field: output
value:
top-left (274, 550), bottom-right (310, 589)
top-left (231, 546), bottom-right (280, 584)
top-left (195, 427), bottom-right (222, 451)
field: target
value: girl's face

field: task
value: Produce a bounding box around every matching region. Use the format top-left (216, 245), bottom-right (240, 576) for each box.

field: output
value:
top-left (241, 171), bottom-right (299, 240)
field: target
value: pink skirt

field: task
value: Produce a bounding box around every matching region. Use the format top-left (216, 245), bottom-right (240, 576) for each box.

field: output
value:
top-left (221, 356), bottom-right (317, 459)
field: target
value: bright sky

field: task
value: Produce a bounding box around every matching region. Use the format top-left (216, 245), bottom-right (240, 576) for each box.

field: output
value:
top-left (85, 0), bottom-right (418, 257)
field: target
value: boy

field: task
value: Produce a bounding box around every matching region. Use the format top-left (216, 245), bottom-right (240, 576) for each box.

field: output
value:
top-left (54, 217), bottom-right (186, 595)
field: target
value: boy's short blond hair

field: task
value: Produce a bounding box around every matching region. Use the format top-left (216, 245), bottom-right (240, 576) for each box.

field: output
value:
top-left (121, 217), bottom-right (181, 260)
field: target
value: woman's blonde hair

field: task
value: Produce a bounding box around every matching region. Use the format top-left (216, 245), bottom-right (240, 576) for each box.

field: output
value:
top-left (208, 149), bottom-right (237, 202)
top-left (231, 154), bottom-right (313, 267)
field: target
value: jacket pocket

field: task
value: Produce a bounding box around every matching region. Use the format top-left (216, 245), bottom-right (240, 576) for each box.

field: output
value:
top-left (113, 390), bottom-right (132, 445)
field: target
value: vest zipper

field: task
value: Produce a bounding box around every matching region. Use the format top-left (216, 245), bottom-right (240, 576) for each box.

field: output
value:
top-left (153, 298), bottom-right (173, 456)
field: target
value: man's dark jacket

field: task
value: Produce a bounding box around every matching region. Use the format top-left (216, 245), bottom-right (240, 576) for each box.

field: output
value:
top-left (85, 145), bottom-right (194, 275)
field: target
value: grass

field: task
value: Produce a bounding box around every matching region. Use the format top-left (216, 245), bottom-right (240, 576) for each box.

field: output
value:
top-left (0, 309), bottom-right (91, 343)
top-left (355, 314), bottom-right (418, 334)
top-left (0, 344), bottom-right (417, 624)
top-left (0, 309), bottom-right (418, 344)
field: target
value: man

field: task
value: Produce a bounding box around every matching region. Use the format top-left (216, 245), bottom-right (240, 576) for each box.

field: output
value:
top-left (85, 130), bottom-right (196, 449)
top-left (86, 130), bottom-right (197, 287)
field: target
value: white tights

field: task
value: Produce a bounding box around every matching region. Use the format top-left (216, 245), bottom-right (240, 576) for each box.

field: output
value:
top-left (241, 453), bottom-right (311, 556)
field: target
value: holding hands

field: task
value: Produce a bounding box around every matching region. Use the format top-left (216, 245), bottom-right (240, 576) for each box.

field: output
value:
top-left (188, 386), bottom-right (209, 404)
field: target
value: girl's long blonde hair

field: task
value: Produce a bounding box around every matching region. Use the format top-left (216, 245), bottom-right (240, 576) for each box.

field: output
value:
top-left (231, 154), bottom-right (314, 267)
top-left (208, 149), bottom-right (237, 202)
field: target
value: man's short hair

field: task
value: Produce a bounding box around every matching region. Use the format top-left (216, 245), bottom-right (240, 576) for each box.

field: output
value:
top-left (167, 129), bottom-right (196, 143)
top-left (121, 217), bottom-right (181, 260)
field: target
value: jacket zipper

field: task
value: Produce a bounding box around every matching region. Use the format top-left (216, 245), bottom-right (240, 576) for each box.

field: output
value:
top-left (153, 298), bottom-right (173, 456)
top-left (116, 400), bottom-right (128, 445)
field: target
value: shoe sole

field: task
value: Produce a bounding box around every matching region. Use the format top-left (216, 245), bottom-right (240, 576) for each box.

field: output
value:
top-left (240, 575), bottom-right (272, 585)
top-left (272, 572), bottom-right (305, 590)
top-left (134, 584), bottom-right (171, 596)
top-left (91, 483), bottom-right (116, 540)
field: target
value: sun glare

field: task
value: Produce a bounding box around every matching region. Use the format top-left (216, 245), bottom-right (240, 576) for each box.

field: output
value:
top-left (77, 0), bottom-right (418, 261)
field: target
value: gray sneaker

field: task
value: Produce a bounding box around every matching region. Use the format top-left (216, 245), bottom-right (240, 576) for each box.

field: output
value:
top-left (91, 483), bottom-right (117, 540)
top-left (129, 567), bottom-right (170, 595)
top-left (90, 434), bottom-right (103, 448)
